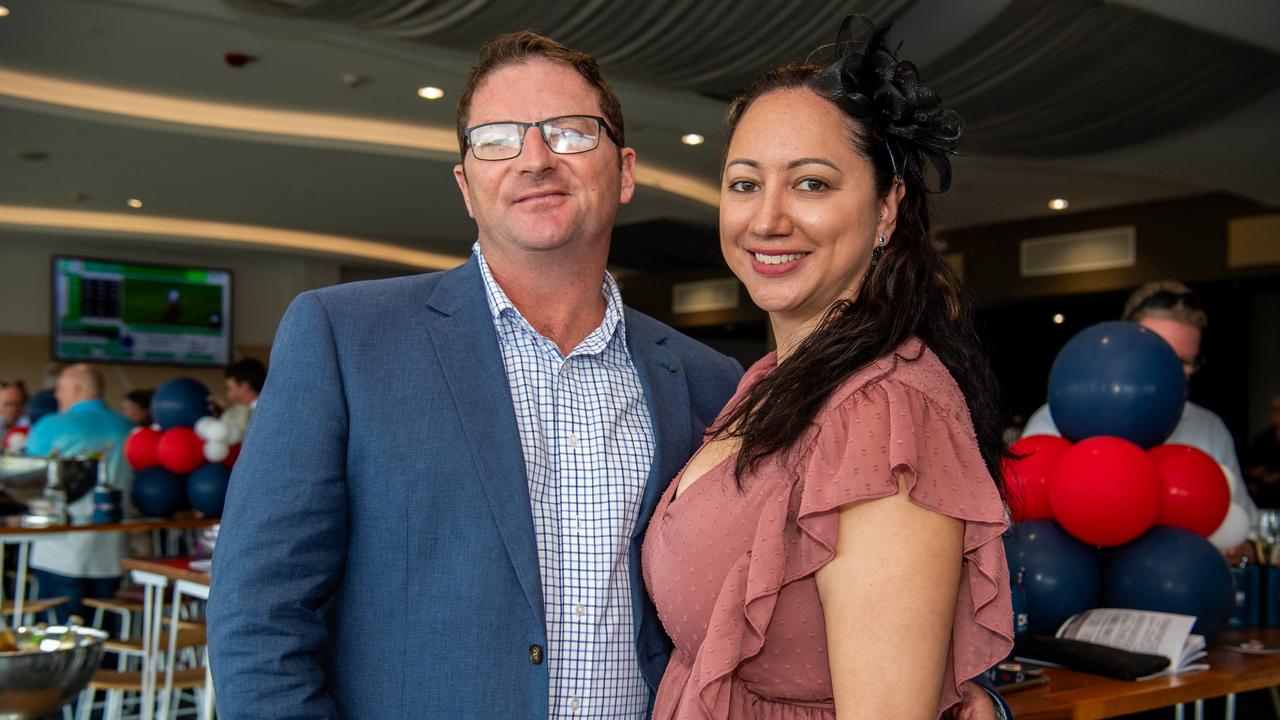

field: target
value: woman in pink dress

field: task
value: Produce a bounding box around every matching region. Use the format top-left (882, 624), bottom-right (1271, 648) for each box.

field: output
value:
top-left (642, 16), bottom-right (1014, 720)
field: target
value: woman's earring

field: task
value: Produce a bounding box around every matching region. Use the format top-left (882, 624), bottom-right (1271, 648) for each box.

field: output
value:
top-left (869, 234), bottom-right (887, 270)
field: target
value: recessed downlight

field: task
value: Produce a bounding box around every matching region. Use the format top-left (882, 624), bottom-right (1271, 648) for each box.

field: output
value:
top-left (126, 198), bottom-right (143, 209)
top-left (1053, 313), bottom-right (1065, 325)
top-left (681, 133), bottom-right (705, 146)
top-left (0, 6), bottom-right (10, 18)
top-left (417, 86), bottom-right (444, 100)
top-left (1048, 198), bottom-right (1069, 211)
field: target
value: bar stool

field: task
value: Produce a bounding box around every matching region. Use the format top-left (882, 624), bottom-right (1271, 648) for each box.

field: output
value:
top-left (76, 570), bottom-right (206, 720)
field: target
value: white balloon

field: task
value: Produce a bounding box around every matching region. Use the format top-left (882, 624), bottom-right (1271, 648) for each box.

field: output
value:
top-left (194, 416), bottom-right (218, 440)
top-left (204, 440), bottom-right (230, 463)
top-left (1217, 461), bottom-right (1239, 500)
top-left (203, 419), bottom-right (229, 443)
top-left (1209, 502), bottom-right (1249, 549)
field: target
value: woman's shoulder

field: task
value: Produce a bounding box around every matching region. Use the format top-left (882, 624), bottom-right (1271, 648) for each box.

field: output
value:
top-left (826, 337), bottom-right (967, 415)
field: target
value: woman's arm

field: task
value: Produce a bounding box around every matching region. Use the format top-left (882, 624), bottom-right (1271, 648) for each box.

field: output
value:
top-left (815, 472), bottom-right (964, 719)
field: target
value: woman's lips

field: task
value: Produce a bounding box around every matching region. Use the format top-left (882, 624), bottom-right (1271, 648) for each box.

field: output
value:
top-left (749, 250), bottom-right (809, 276)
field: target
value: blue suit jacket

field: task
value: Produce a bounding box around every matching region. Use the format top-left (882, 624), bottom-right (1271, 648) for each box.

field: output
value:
top-left (207, 257), bottom-right (743, 719)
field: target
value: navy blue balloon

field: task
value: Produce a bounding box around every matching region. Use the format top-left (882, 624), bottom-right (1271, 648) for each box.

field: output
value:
top-left (26, 389), bottom-right (58, 425)
top-left (1048, 321), bottom-right (1186, 448)
top-left (186, 463), bottom-right (230, 517)
top-left (131, 466), bottom-right (185, 518)
top-left (151, 378), bottom-right (211, 430)
top-left (1104, 525), bottom-right (1234, 637)
top-left (1004, 520), bottom-right (1102, 635)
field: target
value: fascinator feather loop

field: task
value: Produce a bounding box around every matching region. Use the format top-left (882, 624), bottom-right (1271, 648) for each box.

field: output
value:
top-left (814, 15), bottom-right (963, 193)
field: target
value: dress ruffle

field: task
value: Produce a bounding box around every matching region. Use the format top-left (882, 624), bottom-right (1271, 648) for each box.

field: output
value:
top-left (664, 342), bottom-right (1014, 719)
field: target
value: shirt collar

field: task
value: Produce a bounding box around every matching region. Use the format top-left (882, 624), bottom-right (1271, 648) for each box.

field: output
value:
top-left (473, 241), bottom-right (628, 351)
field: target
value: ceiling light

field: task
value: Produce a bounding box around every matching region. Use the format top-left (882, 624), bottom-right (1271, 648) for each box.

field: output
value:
top-left (681, 133), bottom-right (705, 146)
top-left (0, 6), bottom-right (10, 17)
top-left (1053, 313), bottom-right (1065, 324)
top-left (417, 86), bottom-right (444, 100)
top-left (126, 198), bottom-right (143, 209)
top-left (1048, 198), bottom-right (1069, 211)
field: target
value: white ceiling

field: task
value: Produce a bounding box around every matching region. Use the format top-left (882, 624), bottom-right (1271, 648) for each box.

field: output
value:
top-left (0, 0), bottom-right (1276, 272)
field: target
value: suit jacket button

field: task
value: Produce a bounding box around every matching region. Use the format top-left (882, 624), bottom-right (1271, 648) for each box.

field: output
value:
top-left (666, 363), bottom-right (679, 373)
top-left (529, 644), bottom-right (544, 665)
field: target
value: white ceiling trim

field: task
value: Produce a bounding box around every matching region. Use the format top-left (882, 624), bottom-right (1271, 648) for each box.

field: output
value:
top-left (0, 204), bottom-right (466, 270)
top-left (0, 67), bottom-right (721, 207)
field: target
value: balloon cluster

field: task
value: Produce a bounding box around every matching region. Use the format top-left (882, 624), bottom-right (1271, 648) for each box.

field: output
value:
top-left (123, 378), bottom-right (236, 519)
top-left (1003, 321), bottom-right (1239, 636)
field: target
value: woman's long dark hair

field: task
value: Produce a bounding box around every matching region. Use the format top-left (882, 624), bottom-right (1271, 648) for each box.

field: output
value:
top-left (715, 24), bottom-right (1008, 495)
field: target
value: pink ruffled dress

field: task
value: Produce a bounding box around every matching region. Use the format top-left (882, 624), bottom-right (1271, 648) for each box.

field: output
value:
top-left (641, 339), bottom-right (1013, 719)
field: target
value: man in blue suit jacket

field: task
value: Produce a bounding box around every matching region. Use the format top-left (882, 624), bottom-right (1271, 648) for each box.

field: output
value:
top-left (208, 30), bottom-right (1009, 720)
top-left (208, 32), bottom-right (741, 719)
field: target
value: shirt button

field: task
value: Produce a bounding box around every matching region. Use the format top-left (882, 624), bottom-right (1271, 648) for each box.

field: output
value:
top-left (570, 698), bottom-right (581, 712)
top-left (574, 603), bottom-right (586, 618)
top-left (529, 644), bottom-right (543, 665)
top-left (568, 433), bottom-right (579, 447)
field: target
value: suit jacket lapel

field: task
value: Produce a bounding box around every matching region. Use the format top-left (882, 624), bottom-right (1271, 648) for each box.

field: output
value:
top-left (424, 257), bottom-right (544, 626)
top-left (626, 310), bottom-right (692, 541)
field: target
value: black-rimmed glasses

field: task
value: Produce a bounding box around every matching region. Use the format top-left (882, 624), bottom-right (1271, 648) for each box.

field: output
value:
top-left (462, 115), bottom-right (620, 161)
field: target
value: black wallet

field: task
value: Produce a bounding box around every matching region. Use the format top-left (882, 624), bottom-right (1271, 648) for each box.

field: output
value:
top-left (1013, 635), bottom-right (1171, 680)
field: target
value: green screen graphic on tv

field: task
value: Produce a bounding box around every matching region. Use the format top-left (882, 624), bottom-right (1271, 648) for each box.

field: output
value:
top-left (52, 257), bottom-right (232, 366)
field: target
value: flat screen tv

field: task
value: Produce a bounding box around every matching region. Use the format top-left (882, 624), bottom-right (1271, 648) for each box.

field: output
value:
top-left (51, 256), bottom-right (233, 367)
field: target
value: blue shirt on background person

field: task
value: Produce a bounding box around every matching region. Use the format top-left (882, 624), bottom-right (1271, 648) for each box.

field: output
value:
top-left (24, 364), bottom-right (135, 622)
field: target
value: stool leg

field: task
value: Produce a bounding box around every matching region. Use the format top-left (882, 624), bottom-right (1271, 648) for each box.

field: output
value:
top-left (1224, 691), bottom-right (1236, 720)
top-left (75, 688), bottom-right (94, 720)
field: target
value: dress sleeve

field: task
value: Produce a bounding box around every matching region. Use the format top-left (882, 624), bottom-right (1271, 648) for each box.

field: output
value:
top-left (797, 376), bottom-right (1014, 715)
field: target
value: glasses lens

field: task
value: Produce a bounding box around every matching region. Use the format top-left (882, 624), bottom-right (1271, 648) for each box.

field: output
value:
top-left (544, 116), bottom-right (601, 155)
top-left (469, 123), bottom-right (522, 160)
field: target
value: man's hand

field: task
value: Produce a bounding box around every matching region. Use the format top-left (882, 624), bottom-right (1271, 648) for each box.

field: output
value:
top-left (948, 679), bottom-right (999, 720)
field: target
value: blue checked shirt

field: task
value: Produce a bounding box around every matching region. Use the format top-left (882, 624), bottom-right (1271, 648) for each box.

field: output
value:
top-left (476, 244), bottom-right (654, 719)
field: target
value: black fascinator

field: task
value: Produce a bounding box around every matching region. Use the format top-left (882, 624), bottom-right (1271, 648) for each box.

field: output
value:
top-left (813, 15), bottom-right (963, 193)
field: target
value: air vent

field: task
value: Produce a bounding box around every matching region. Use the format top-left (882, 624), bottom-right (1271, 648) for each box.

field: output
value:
top-left (672, 278), bottom-right (740, 314)
top-left (1020, 227), bottom-right (1136, 277)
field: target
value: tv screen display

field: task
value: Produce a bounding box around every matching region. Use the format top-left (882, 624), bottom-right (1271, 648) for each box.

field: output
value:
top-left (51, 256), bottom-right (233, 366)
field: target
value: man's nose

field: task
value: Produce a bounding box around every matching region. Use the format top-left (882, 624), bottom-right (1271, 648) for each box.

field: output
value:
top-left (515, 125), bottom-right (556, 172)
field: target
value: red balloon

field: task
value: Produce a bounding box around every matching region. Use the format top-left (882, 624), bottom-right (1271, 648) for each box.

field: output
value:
top-left (1049, 436), bottom-right (1160, 547)
top-left (3, 426), bottom-right (29, 453)
top-left (156, 427), bottom-right (205, 475)
top-left (1147, 444), bottom-right (1230, 537)
top-left (124, 427), bottom-right (162, 470)
top-left (223, 443), bottom-right (242, 468)
top-left (1002, 435), bottom-right (1072, 522)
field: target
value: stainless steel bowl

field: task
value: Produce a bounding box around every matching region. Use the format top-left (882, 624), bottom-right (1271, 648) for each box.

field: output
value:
top-left (0, 456), bottom-right (97, 506)
top-left (0, 625), bottom-right (107, 720)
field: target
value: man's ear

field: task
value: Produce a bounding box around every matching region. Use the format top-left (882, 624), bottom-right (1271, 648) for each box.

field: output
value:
top-left (618, 147), bottom-right (637, 205)
top-left (453, 164), bottom-right (475, 219)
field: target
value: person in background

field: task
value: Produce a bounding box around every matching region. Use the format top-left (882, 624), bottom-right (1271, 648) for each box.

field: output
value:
top-left (25, 363), bottom-right (134, 623)
top-left (1022, 280), bottom-right (1257, 523)
top-left (0, 378), bottom-right (28, 434)
top-left (1246, 395), bottom-right (1280, 508)
top-left (223, 358), bottom-right (266, 410)
top-left (120, 388), bottom-right (153, 427)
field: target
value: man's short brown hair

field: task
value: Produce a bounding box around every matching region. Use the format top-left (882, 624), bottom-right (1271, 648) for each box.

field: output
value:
top-left (456, 31), bottom-right (625, 159)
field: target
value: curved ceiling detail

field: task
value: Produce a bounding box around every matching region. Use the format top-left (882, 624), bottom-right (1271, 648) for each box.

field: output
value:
top-left (0, 68), bottom-right (720, 207)
top-left (227, 0), bottom-right (917, 97)
top-left (232, 0), bottom-right (1280, 158)
top-left (0, 204), bottom-right (466, 269)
